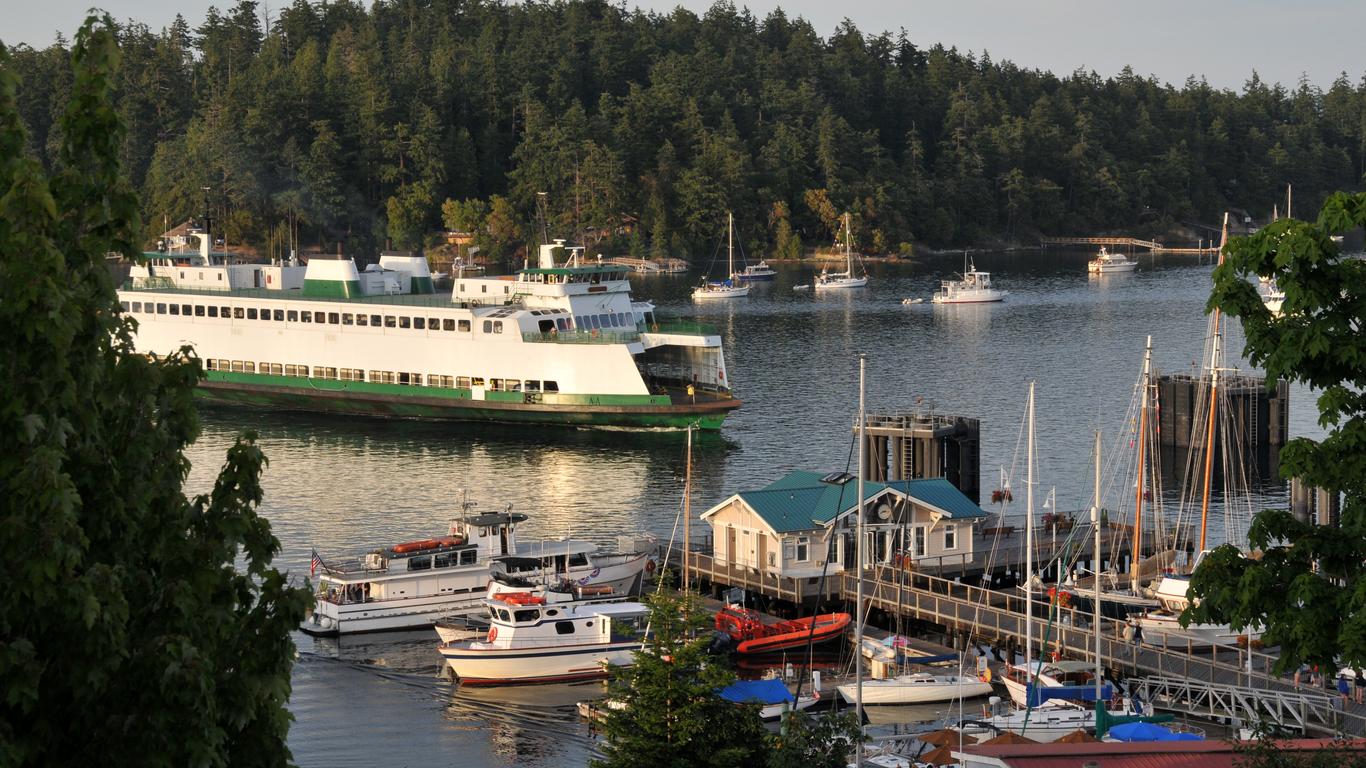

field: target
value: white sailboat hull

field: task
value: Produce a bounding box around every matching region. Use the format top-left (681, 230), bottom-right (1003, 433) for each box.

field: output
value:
top-left (839, 675), bottom-right (992, 705)
top-left (759, 695), bottom-right (820, 719)
top-left (814, 276), bottom-right (868, 290)
top-left (692, 285), bottom-right (750, 299)
top-left (962, 706), bottom-right (1110, 743)
top-left (1133, 612), bottom-right (1261, 647)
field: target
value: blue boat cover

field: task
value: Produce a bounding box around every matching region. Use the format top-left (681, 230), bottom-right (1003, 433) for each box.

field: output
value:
top-left (1025, 684), bottom-right (1114, 707)
top-left (719, 679), bottom-right (794, 705)
top-left (1108, 722), bottom-right (1202, 742)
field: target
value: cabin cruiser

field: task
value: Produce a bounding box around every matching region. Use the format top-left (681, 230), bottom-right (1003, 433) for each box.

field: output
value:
top-left (931, 260), bottom-right (1007, 304)
top-left (1087, 246), bottom-right (1138, 273)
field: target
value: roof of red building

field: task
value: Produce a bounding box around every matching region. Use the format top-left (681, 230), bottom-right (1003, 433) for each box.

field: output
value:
top-left (956, 738), bottom-right (1366, 768)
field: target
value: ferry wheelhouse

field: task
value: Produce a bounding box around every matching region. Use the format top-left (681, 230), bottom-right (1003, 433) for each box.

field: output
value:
top-left (116, 233), bottom-right (740, 430)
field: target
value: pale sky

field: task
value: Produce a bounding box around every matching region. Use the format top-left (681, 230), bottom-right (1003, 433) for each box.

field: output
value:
top-left (3, 0), bottom-right (1362, 91)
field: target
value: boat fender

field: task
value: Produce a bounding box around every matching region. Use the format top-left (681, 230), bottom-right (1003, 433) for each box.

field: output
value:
top-left (979, 668), bottom-right (992, 684)
top-left (487, 627), bottom-right (498, 642)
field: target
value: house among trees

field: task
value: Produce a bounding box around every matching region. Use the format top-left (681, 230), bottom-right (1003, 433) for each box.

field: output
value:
top-left (699, 470), bottom-right (987, 579)
top-left (157, 219), bottom-right (202, 251)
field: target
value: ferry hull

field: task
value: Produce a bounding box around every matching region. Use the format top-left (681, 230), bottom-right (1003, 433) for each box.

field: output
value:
top-left (438, 642), bottom-right (641, 685)
top-left (197, 372), bottom-right (737, 431)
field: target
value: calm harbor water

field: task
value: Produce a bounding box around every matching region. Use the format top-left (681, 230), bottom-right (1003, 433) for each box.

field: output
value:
top-left (180, 249), bottom-right (1330, 766)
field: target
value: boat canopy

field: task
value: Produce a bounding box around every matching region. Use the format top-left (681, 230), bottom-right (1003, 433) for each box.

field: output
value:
top-left (718, 679), bottom-right (794, 705)
top-left (1025, 683), bottom-right (1114, 707)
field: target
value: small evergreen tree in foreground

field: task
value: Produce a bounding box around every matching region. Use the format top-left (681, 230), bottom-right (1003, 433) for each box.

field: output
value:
top-left (0, 16), bottom-right (311, 767)
top-left (591, 583), bottom-right (860, 768)
top-left (1190, 191), bottom-right (1366, 672)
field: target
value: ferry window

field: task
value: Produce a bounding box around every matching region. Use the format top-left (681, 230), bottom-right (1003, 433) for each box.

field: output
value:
top-left (260, 308), bottom-right (272, 321)
top-left (399, 316), bottom-right (411, 329)
top-left (482, 320), bottom-right (492, 333)
top-left (428, 317), bottom-right (440, 329)
top-left (321, 367), bottom-right (338, 379)
top-left (556, 318), bottom-right (567, 331)
top-left (459, 283), bottom-right (465, 292)
top-left (545, 609), bottom-right (558, 617)
top-left (406, 556), bottom-right (432, 571)
top-left (398, 372), bottom-right (412, 386)
top-left (433, 554), bottom-right (451, 568)
top-left (555, 621), bottom-right (575, 635)
top-left (300, 311), bottom-right (311, 322)
top-left (243, 362), bottom-right (255, 373)
top-left (459, 550), bottom-right (476, 565)
top-left (328, 312), bottom-right (339, 324)
top-left (246, 308), bottom-right (257, 320)
top-left (506, 380), bottom-right (521, 392)
top-left (568, 552), bottom-right (588, 567)
top-left (208, 306), bottom-right (218, 318)
top-left (286, 310), bottom-right (297, 321)
top-left (497, 609), bottom-right (511, 622)
top-left (481, 285), bottom-right (487, 293)
top-left (513, 609), bottom-right (539, 622)
top-left (342, 313), bottom-right (354, 326)
top-left (217, 359), bottom-right (229, 371)
top-left (384, 316), bottom-right (396, 328)
top-left (413, 317), bottom-right (425, 330)
top-left (232, 307), bottom-right (243, 319)
top-left (194, 305), bottom-right (205, 317)
top-left (492, 321), bottom-right (503, 334)
top-left (231, 361), bottom-right (244, 372)
top-left (179, 270), bottom-right (185, 280)
top-left (169, 304), bottom-right (180, 316)
top-left (355, 314), bottom-right (367, 326)
top-left (205, 359), bottom-right (216, 371)
top-left (489, 378), bottom-right (503, 391)
top-left (217, 273), bottom-right (223, 281)
top-left (543, 380), bottom-right (559, 393)
top-left (458, 319), bottom-right (471, 332)
top-left (221, 306), bottom-right (230, 317)
top-left (456, 377), bottom-right (471, 389)
top-left (443, 319), bottom-right (455, 331)
top-left (274, 309), bottom-right (284, 321)
top-left (124, 301), bottom-right (136, 313)
top-left (525, 380), bottom-right (541, 392)
top-left (471, 377), bottom-right (485, 387)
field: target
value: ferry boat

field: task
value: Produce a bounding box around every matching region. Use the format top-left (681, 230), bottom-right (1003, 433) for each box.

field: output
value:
top-left (1087, 246), bottom-right (1138, 273)
top-left (438, 595), bottom-right (649, 685)
top-left (116, 230), bottom-right (740, 430)
top-left (931, 258), bottom-right (1007, 304)
top-left (301, 509), bottom-right (650, 636)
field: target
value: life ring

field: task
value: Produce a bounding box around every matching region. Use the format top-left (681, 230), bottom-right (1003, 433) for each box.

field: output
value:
top-left (1050, 650), bottom-right (1061, 662)
top-left (487, 627), bottom-right (498, 642)
top-left (645, 559), bottom-right (657, 574)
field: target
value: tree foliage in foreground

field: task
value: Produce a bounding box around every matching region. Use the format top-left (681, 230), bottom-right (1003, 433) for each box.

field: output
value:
top-left (1189, 191), bottom-right (1366, 671)
top-left (0, 16), bottom-right (311, 767)
top-left (591, 583), bottom-right (860, 768)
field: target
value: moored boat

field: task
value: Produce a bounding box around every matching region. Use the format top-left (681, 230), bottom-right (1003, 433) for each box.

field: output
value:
top-left (735, 260), bottom-right (777, 281)
top-left (813, 213), bottom-right (869, 291)
top-left (693, 213), bottom-right (751, 300)
top-left (713, 604), bottom-right (851, 654)
top-left (931, 257), bottom-right (1007, 304)
top-left (839, 672), bottom-right (992, 705)
top-left (1087, 247), bottom-right (1138, 273)
top-left (438, 597), bottom-right (649, 685)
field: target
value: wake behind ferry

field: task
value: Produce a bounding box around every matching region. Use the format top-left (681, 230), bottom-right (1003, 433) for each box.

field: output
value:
top-left (116, 232), bottom-right (740, 430)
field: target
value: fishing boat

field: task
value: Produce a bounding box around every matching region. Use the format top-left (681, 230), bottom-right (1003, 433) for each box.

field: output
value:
top-left (713, 604), bottom-right (851, 654)
top-left (931, 256), bottom-right (1007, 304)
top-left (301, 505), bottom-right (651, 636)
top-left (1086, 247), bottom-right (1138, 274)
top-left (438, 594), bottom-right (649, 685)
top-left (693, 213), bottom-right (751, 300)
top-left (117, 215), bottom-right (740, 430)
top-left (735, 260), bottom-right (777, 281)
top-left (813, 213), bottom-right (869, 291)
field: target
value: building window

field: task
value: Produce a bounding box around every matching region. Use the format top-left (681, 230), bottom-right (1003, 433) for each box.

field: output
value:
top-left (943, 524), bottom-right (957, 551)
top-left (795, 537), bottom-right (809, 562)
top-left (912, 526), bottom-right (926, 558)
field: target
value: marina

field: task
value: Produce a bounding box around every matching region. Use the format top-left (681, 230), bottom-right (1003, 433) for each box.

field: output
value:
top-left (174, 249), bottom-right (1347, 766)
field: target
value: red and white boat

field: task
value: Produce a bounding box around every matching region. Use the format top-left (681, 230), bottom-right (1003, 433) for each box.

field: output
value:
top-left (714, 604), bottom-right (851, 655)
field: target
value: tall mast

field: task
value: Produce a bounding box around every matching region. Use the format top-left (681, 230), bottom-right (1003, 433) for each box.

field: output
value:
top-left (1198, 213), bottom-right (1230, 552)
top-left (1286, 184), bottom-right (1292, 220)
top-left (727, 211), bottom-right (735, 278)
top-left (855, 354), bottom-right (867, 759)
top-left (1025, 381), bottom-right (1035, 671)
top-left (1131, 336), bottom-right (1152, 593)
top-left (1092, 429), bottom-right (1103, 701)
top-left (683, 424), bottom-right (692, 597)
top-left (845, 212), bottom-right (853, 275)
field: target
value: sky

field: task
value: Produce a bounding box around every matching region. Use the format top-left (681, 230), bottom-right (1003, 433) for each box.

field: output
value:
top-left (3, 0), bottom-right (1363, 91)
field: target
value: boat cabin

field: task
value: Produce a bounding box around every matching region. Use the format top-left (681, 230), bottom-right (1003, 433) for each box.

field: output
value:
top-left (700, 470), bottom-right (988, 578)
top-left (480, 598), bottom-right (649, 647)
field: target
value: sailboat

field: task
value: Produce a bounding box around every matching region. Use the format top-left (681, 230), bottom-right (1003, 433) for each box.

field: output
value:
top-left (1257, 188), bottom-right (1291, 316)
top-left (813, 212), bottom-right (869, 291)
top-left (692, 212), bottom-right (750, 300)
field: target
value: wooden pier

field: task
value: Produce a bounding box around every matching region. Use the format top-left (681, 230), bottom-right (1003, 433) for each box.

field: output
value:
top-left (1040, 236), bottom-right (1219, 255)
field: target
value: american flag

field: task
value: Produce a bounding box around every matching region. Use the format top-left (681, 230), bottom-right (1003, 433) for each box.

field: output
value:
top-left (310, 548), bottom-right (322, 576)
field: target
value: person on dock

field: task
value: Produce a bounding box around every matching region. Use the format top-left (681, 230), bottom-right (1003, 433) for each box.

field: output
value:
top-left (1338, 672), bottom-right (1352, 707)
top-left (1295, 663), bottom-right (1310, 689)
top-left (1355, 670), bottom-right (1364, 705)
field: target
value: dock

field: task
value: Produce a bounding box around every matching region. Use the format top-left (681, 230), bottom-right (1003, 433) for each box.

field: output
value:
top-left (1040, 236), bottom-right (1220, 255)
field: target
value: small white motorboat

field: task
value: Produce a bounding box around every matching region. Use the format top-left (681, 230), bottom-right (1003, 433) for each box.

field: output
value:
top-left (901, 297), bottom-right (923, 305)
top-left (1086, 246), bottom-right (1138, 273)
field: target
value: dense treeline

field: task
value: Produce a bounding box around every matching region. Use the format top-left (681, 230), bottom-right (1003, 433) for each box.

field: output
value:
top-left (6, 0), bottom-right (1366, 259)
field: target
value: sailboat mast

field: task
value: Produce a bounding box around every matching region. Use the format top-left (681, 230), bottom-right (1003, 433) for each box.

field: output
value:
top-left (1025, 381), bottom-right (1035, 670)
top-left (683, 424), bottom-right (692, 597)
top-left (845, 212), bottom-right (853, 275)
top-left (1198, 213), bottom-right (1230, 552)
top-left (855, 354), bottom-right (867, 756)
top-left (1092, 429), bottom-right (1103, 701)
top-left (727, 211), bottom-right (734, 278)
top-left (1131, 336), bottom-right (1152, 593)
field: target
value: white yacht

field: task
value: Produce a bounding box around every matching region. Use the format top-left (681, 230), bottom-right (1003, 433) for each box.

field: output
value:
top-left (1257, 276), bottom-right (1284, 315)
top-left (438, 596), bottom-right (649, 685)
top-left (693, 213), bottom-right (751, 300)
top-left (813, 213), bottom-right (869, 291)
top-left (301, 509), bottom-right (650, 636)
top-left (1130, 572), bottom-right (1262, 648)
top-left (735, 260), bottom-right (777, 281)
top-left (432, 573), bottom-right (630, 643)
top-left (1087, 246), bottom-right (1138, 273)
top-left (839, 672), bottom-right (992, 705)
top-left (931, 258), bottom-right (1006, 304)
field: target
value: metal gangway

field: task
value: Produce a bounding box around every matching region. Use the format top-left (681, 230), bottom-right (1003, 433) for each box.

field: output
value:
top-left (1132, 675), bottom-right (1343, 735)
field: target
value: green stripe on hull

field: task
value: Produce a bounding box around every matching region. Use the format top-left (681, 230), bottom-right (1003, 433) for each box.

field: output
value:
top-left (302, 279), bottom-right (363, 298)
top-left (198, 371), bottom-right (734, 430)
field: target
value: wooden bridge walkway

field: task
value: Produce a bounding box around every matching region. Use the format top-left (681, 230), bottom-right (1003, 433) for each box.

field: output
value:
top-left (1041, 236), bottom-right (1218, 254)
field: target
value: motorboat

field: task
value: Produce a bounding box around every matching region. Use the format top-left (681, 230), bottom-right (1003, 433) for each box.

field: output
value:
top-left (433, 571), bottom-right (633, 643)
top-left (1257, 276), bottom-right (1284, 315)
top-left (713, 604), bottom-right (851, 654)
top-left (735, 260), bottom-right (777, 281)
top-left (438, 594), bottom-right (649, 685)
top-left (719, 678), bottom-right (821, 719)
top-left (931, 258), bottom-right (1006, 304)
top-left (1087, 247), bottom-right (1138, 273)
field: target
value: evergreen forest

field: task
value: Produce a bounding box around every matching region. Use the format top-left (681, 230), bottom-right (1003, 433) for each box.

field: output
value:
top-left (6, 0), bottom-right (1366, 261)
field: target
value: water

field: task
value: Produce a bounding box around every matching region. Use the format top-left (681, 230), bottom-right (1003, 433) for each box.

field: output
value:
top-left (180, 249), bottom-right (1329, 766)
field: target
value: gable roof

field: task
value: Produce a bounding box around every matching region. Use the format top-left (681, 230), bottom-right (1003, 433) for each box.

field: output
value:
top-left (706, 471), bottom-right (985, 535)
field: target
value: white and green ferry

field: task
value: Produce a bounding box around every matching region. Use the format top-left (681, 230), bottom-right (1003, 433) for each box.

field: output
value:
top-left (117, 235), bottom-right (739, 430)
